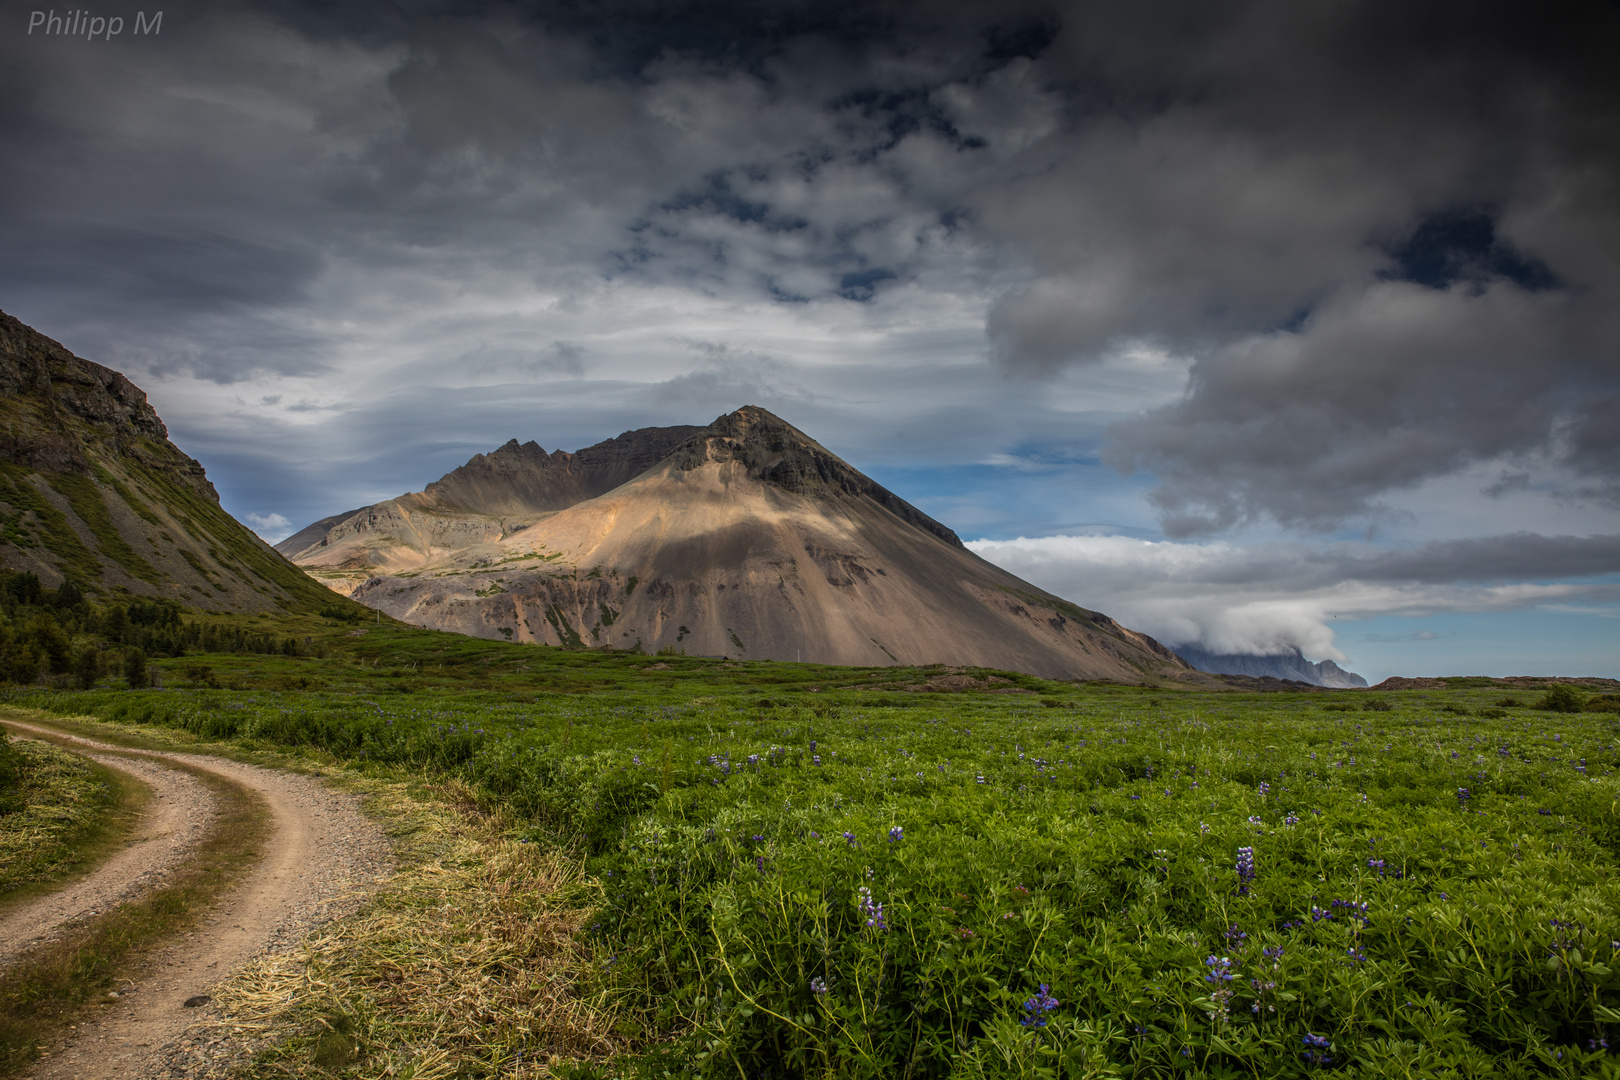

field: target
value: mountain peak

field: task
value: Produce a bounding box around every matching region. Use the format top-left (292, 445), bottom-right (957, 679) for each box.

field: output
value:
top-left (670, 406), bottom-right (963, 549)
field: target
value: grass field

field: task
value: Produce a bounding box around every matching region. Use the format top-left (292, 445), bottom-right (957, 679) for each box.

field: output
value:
top-left (5, 629), bottom-right (1619, 1078)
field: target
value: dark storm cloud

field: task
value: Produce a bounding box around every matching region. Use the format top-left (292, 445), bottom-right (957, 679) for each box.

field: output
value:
top-left (971, 1), bottom-right (1620, 532)
top-left (1, 0), bottom-right (1617, 543)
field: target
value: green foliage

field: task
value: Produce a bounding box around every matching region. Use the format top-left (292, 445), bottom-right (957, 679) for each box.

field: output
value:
top-left (1536, 685), bottom-right (1587, 714)
top-left (44, 473), bottom-right (162, 585)
top-left (21, 676), bottom-right (1620, 1078)
top-left (122, 646), bottom-right (148, 689)
top-left (0, 731), bottom-right (22, 815)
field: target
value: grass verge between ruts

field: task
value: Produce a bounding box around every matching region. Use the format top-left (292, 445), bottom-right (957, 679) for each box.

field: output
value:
top-left (0, 726), bottom-right (270, 1079)
top-left (0, 732), bottom-right (149, 915)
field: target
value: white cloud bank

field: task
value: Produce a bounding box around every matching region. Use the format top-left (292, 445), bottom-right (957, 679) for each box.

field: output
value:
top-left (966, 533), bottom-right (1620, 661)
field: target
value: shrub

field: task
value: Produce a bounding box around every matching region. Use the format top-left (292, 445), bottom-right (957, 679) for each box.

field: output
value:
top-left (1583, 694), bottom-right (1620, 714)
top-left (1362, 697), bottom-right (1393, 711)
top-left (123, 647), bottom-right (149, 690)
top-left (1535, 684), bottom-right (1585, 713)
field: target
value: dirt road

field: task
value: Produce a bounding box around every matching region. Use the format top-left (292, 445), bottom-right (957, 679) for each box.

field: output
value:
top-left (0, 720), bottom-right (392, 1079)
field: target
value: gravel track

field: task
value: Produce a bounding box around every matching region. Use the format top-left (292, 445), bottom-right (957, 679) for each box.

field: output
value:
top-left (0, 748), bottom-right (216, 965)
top-left (0, 721), bottom-right (393, 1079)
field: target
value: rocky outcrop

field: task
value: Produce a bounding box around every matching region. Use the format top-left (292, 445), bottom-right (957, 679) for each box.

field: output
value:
top-left (1172, 645), bottom-right (1368, 688)
top-left (0, 308), bottom-right (356, 614)
top-left (421, 425), bottom-right (704, 515)
top-left (0, 311), bottom-right (215, 500)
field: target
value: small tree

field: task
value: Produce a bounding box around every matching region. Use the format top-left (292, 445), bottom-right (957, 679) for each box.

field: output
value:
top-left (123, 646), bottom-right (148, 690)
top-left (75, 647), bottom-right (101, 690)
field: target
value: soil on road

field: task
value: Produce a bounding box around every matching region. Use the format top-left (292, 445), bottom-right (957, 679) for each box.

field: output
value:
top-left (0, 720), bottom-right (392, 1080)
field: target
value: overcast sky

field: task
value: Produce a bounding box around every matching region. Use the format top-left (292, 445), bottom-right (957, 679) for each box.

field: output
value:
top-left (4, 0), bottom-right (1617, 680)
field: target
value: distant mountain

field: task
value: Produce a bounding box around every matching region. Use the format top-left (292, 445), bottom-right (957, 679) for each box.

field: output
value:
top-left (1172, 645), bottom-right (1368, 688)
top-left (0, 309), bottom-right (347, 614)
top-left (282, 406), bottom-right (1190, 681)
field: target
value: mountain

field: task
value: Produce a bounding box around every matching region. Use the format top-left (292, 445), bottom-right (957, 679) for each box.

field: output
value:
top-left (0, 309), bottom-right (344, 613)
top-left (1171, 645), bottom-right (1368, 688)
top-left (273, 426), bottom-right (703, 595)
top-left (280, 407), bottom-right (1189, 681)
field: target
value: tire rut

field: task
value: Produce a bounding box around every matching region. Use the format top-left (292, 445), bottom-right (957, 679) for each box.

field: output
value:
top-left (0, 721), bottom-right (392, 1080)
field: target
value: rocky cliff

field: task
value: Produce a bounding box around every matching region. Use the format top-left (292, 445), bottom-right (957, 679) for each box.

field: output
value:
top-left (0, 309), bottom-right (353, 613)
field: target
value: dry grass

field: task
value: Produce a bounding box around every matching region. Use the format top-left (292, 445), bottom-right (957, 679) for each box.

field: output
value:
top-left (213, 776), bottom-right (626, 1079)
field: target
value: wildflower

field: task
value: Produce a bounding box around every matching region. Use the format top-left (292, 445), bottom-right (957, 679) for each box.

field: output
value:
top-left (957, 927), bottom-right (974, 938)
top-left (1199, 822), bottom-right (1211, 835)
top-left (1262, 945), bottom-right (1284, 962)
top-left (888, 826), bottom-right (904, 843)
top-left (1284, 812), bottom-right (1300, 825)
top-left (1302, 1033), bottom-right (1333, 1066)
top-left (1235, 846), bottom-right (1256, 895)
top-left (1203, 956), bottom-right (1235, 984)
top-left (810, 976), bottom-right (829, 996)
top-left (1457, 787), bottom-right (1470, 805)
top-left (1224, 925), bottom-right (1247, 946)
top-left (1258, 781), bottom-right (1271, 797)
top-left (1346, 946), bottom-right (1367, 963)
top-left (843, 831), bottom-right (857, 846)
top-left (1020, 984), bottom-right (1060, 1028)
top-left (857, 886), bottom-right (887, 930)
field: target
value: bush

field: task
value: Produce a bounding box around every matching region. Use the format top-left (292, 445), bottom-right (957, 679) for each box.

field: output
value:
top-left (1362, 697), bottom-right (1393, 711)
top-left (0, 731), bottom-right (24, 814)
top-left (123, 647), bottom-right (149, 690)
top-left (1535, 684), bottom-right (1585, 713)
top-left (1583, 694), bottom-right (1620, 714)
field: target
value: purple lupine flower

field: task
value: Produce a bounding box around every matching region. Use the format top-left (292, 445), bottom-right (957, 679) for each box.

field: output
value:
top-left (1203, 956), bottom-right (1235, 984)
top-left (1258, 781), bottom-right (1271, 797)
top-left (1225, 925), bottom-right (1247, 945)
top-left (1235, 847), bottom-right (1256, 894)
top-left (1457, 787), bottom-right (1470, 805)
top-left (843, 831), bottom-right (857, 845)
top-left (889, 826), bottom-right (904, 843)
top-left (810, 977), bottom-right (829, 996)
top-left (1346, 946), bottom-right (1367, 963)
top-left (857, 886), bottom-right (887, 930)
top-left (1262, 945), bottom-right (1284, 961)
top-left (1302, 1033), bottom-right (1333, 1066)
top-left (1020, 984), bottom-right (1060, 1028)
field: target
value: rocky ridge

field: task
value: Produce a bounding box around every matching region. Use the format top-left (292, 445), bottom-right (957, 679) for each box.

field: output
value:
top-left (0, 309), bottom-right (347, 613)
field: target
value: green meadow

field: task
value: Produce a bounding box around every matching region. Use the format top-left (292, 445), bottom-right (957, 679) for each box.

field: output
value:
top-left (7, 614), bottom-right (1619, 1079)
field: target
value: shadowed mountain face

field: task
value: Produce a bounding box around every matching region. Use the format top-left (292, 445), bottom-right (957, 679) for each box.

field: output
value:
top-left (282, 406), bottom-right (1189, 681)
top-left (0, 310), bottom-right (343, 613)
top-left (1171, 645), bottom-right (1368, 688)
